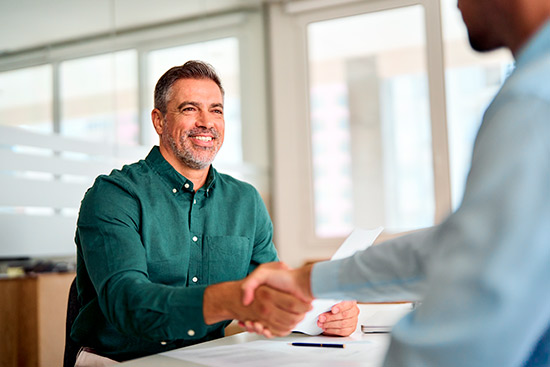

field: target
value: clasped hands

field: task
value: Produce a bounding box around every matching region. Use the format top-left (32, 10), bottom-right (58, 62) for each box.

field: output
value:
top-left (238, 262), bottom-right (359, 338)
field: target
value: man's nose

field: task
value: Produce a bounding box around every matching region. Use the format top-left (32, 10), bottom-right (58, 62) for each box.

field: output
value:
top-left (195, 110), bottom-right (214, 128)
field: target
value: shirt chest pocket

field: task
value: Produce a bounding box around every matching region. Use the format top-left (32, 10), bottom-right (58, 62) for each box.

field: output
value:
top-left (206, 235), bottom-right (251, 284)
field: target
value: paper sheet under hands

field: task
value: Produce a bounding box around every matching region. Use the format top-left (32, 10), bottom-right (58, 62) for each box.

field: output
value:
top-left (292, 227), bottom-right (384, 335)
top-left (162, 338), bottom-right (385, 367)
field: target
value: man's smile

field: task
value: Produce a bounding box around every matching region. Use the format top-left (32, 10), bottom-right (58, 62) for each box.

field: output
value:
top-left (193, 136), bottom-right (213, 142)
top-left (189, 134), bottom-right (216, 148)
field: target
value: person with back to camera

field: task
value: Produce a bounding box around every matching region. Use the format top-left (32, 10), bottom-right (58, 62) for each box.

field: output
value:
top-left (242, 0), bottom-right (550, 366)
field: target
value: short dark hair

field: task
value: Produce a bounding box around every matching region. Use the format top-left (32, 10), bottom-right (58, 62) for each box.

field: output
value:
top-left (153, 60), bottom-right (224, 114)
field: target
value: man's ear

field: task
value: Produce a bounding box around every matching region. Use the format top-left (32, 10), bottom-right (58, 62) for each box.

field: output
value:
top-left (151, 109), bottom-right (165, 135)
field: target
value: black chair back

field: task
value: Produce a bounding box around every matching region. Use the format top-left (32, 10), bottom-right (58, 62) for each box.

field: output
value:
top-left (63, 278), bottom-right (81, 367)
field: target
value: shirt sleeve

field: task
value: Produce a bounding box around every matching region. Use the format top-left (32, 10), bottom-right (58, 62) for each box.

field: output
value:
top-left (312, 93), bottom-right (550, 366)
top-left (312, 227), bottom-right (433, 302)
top-left (248, 187), bottom-right (279, 273)
top-left (77, 177), bottom-right (217, 342)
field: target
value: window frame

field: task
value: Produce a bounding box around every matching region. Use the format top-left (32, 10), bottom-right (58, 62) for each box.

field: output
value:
top-left (0, 8), bottom-right (271, 184)
top-left (0, 9), bottom-right (271, 259)
top-left (268, 0), bottom-right (451, 266)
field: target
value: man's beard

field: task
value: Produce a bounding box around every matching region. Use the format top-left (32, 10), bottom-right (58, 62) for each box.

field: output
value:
top-left (166, 127), bottom-right (221, 170)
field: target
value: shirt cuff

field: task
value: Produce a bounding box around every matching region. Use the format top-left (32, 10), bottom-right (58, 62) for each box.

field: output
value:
top-left (170, 285), bottom-right (211, 339)
top-left (311, 260), bottom-right (343, 299)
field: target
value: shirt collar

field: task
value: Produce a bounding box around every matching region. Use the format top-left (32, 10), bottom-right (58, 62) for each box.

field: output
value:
top-left (515, 20), bottom-right (550, 69)
top-left (203, 166), bottom-right (217, 194)
top-left (145, 146), bottom-right (217, 195)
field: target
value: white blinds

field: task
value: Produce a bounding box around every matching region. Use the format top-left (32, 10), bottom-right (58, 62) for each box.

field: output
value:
top-left (0, 126), bottom-right (147, 259)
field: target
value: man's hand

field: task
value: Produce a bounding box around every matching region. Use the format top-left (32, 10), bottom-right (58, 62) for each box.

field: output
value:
top-left (241, 262), bottom-right (314, 306)
top-left (240, 300), bottom-right (360, 337)
top-left (203, 280), bottom-right (311, 337)
top-left (318, 301), bottom-right (359, 336)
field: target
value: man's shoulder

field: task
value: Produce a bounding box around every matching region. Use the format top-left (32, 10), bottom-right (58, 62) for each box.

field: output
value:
top-left (89, 158), bottom-right (150, 193)
top-left (78, 160), bottom-right (150, 220)
top-left (214, 170), bottom-right (259, 196)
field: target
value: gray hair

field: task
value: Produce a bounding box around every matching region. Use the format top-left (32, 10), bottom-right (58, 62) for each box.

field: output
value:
top-left (153, 60), bottom-right (224, 114)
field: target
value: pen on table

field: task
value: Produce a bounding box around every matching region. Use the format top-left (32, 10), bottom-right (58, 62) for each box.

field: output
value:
top-left (289, 342), bottom-right (345, 349)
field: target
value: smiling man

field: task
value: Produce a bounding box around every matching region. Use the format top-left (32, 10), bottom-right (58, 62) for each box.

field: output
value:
top-left (71, 61), bottom-right (358, 366)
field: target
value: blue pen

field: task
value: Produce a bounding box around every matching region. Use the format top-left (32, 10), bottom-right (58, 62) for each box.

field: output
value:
top-left (290, 342), bottom-right (345, 348)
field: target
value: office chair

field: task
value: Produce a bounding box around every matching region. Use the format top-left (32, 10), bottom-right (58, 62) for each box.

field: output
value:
top-left (63, 277), bottom-right (81, 367)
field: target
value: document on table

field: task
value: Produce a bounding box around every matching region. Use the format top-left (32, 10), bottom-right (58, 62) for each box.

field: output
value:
top-left (292, 227), bottom-right (384, 335)
top-left (162, 337), bottom-right (387, 367)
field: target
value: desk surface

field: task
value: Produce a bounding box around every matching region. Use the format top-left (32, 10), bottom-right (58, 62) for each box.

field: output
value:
top-left (118, 303), bottom-right (411, 367)
top-left (120, 331), bottom-right (391, 367)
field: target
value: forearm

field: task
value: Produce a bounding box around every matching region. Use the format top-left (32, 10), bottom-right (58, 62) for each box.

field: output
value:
top-left (312, 228), bottom-right (432, 302)
top-left (203, 281), bottom-right (241, 324)
top-left (293, 264), bottom-right (313, 300)
top-left (99, 273), bottom-right (216, 341)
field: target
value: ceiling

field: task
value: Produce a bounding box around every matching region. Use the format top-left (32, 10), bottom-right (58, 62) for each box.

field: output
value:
top-left (0, 0), bottom-right (266, 55)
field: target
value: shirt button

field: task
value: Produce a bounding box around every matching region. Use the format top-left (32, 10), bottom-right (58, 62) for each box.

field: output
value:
top-left (193, 199), bottom-right (197, 204)
top-left (172, 188), bottom-right (177, 193)
top-left (192, 236), bottom-right (198, 242)
top-left (160, 341), bottom-right (167, 345)
top-left (188, 330), bottom-right (195, 337)
top-left (184, 183), bottom-right (190, 189)
top-left (192, 276), bottom-right (198, 283)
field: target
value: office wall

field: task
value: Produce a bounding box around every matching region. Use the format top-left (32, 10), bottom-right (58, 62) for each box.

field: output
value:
top-left (0, 3), bottom-right (270, 260)
top-left (0, 0), bottom-right (512, 266)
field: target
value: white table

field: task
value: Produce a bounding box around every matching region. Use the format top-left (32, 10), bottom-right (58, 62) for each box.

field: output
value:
top-left (119, 303), bottom-right (411, 367)
top-left (119, 331), bottom-right (391, 367)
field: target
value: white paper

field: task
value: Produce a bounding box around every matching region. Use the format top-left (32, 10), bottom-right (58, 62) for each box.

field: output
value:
top-left (330, 227), bottom-right (384, 261)
top-left (292, 227), bottom-right (384, 335)
top-left (292, 299), bottom-right (339, 335)
top-left (162, 337), bottom-right (386, 367)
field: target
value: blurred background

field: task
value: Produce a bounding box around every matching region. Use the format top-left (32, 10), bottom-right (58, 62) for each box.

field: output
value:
top-left (0, 0), bottom-right (512, 365)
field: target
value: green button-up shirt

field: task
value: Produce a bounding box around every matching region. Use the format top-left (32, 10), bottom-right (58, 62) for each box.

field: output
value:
top-left (72, 146), bottom-right (278, 361)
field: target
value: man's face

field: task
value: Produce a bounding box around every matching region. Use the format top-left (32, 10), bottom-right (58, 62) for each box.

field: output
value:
top-left (158, 78), bottom-right (225, 170)
top-left (458, 0), bottom-right (505, 52)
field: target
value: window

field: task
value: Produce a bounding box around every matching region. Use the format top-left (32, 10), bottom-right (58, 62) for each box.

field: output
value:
top-left (60, 50), bottom-right (139, 145)
top-left (441, 0), bottom-right (513, 208)
top-left (0, 9), bottom-right (267, 259)
top-left (0, 65), bottom-right (53, 133)
top-left (308, 5), bottom-right (434, 237)
top-left (268, 0), bottom-right (463, 266)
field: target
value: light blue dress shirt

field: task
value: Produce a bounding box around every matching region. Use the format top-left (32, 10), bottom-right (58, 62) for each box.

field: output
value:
top-left (312, 21), bottom-right (550, 367)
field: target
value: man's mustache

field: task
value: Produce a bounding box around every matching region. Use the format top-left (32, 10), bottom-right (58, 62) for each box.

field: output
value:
top-left (186, 127), bottom-right (220, 139)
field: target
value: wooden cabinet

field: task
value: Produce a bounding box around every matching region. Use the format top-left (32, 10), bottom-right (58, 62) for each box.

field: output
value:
top-left (0, 272), bottom-right (75, 367)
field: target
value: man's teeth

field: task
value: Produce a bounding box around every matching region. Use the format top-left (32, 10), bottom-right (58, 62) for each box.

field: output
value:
top-left (194, 136), bottom-right (212, 142)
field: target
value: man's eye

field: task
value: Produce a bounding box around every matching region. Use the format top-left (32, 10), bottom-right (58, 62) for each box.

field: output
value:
top-left (182, 107), bottom-right (195, 112)
top-left (213, 109), bottom-right (223, 114)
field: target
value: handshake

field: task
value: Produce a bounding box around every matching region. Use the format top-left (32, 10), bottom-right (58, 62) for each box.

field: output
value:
top-left (203, 262), bottom-right (359, 338)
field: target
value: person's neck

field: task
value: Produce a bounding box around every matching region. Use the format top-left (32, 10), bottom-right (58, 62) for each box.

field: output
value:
top-left (508, 11), bottom-right (550, 56)
top-left (158, 145), bottom-right (210, 191)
